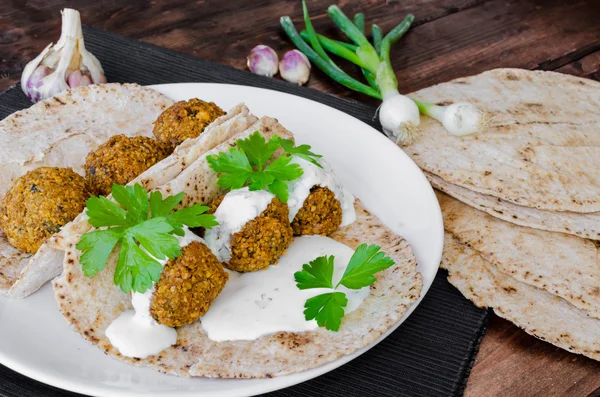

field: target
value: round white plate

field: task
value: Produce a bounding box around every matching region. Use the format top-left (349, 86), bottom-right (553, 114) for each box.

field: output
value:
top-left (0, 83), bottom-right (443, 397)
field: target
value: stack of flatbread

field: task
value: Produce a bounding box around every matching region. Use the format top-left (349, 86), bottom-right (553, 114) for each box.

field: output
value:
top-left (405, 68), bottom-right (600, 360)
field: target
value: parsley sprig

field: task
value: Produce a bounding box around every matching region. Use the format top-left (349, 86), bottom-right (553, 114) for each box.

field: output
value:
top-left (76, 183), bottom-right (218, 294)
top-left (294, 244), bottom-right (395, 331)
top-left (207, 131), bottom-right (322, 202)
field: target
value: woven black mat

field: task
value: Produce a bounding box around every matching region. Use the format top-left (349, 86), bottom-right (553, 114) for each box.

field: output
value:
top-left (0, 26), bottom-right (489, 397)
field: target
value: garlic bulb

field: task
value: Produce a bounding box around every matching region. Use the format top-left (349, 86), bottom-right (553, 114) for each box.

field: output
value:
top-left (21, 8), bottom-right (106, 103)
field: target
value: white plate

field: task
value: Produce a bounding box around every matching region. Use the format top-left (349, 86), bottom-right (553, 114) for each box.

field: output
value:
top-left (0, 83), bottom-right (443, 397)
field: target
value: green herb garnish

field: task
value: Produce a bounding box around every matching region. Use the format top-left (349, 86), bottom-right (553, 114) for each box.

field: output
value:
top-left (278, 138), bottom-right (323, 168)
top-left (76, 183), bottom-right (218, 294)
top-left (206, 131), bottom-right (323, 202)
top-left (294, 244), bottom-right (395, 331)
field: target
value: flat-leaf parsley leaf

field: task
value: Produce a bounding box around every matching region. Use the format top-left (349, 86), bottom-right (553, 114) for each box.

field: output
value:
top-left (304, 292), bottom-right (347, 332)
top-left (278, 138), bottom-right (323, 168)
top-left (207, 131), bottom-right (323, 203)
top-left (294, 243), bottom-right (396, 332)
top-left (76, 183), bottom-right (218, 294)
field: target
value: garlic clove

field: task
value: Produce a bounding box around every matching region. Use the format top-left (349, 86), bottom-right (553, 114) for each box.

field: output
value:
top-left (79, 38), bottom-right (107, 84)
top-left (67, 70), bottom-right (93, 88)
top-left (23, 65), bottom-right (52, 103)
top-left (279, 50), bottom-right (311, 85)
top-left (20, 44), bottom-right (53, 101)
top-left (21, 8), bottom-right (106, 103)
top-left (247, 45), bottom-right (279, 77)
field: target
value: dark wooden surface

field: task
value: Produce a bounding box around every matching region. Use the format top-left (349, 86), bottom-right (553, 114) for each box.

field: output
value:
top-left (1, 1), bottom-right (600, 396)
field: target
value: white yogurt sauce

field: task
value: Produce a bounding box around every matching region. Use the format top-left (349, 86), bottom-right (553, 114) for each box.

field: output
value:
top-left (201, 235), bottom-right (370, 341)
top-left (204, 187), bottom-right (275, 262)
top-left (105, 227), bottom-right (203, 359)
top-left (287, 157), bottom-right (356, 226)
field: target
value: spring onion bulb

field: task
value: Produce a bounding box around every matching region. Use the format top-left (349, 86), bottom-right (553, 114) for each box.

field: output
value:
top-left (247, 45), bottom-right (279, 77)
top-left (414, 100), bottom-right (491, 136)
top-left (379, 92), bottom-right (421, 145)
top-left (21, 8), bottom-right (106, 103)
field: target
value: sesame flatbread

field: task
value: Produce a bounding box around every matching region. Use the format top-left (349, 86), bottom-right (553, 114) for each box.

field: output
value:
top-left (428, 172), bottom-right (600, 240)
top-left (52, 123), bottom-right (422, 378)
top-left (407, 69), bottom-right (600, 213)
top-left (437, 191), bottom-right (600, 319)
top-left (442, 233), bottom-right (600, 361)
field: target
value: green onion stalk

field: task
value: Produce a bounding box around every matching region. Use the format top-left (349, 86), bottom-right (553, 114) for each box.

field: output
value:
top-left (281, 2), bottom-right (490, 145)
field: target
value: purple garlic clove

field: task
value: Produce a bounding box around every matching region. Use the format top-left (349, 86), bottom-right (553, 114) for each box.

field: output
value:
top-left (25, 65), bottom-right (52, 102)
top-left (247, 45), bottom-right (279, 77)
top-left (279, 50), bottom-right (311, 85)
top-left (67, 70), bottom-right (93, 88)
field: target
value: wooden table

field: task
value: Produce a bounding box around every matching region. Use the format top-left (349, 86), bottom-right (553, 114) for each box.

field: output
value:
top-left (1, 1), bottom-right (600, 395)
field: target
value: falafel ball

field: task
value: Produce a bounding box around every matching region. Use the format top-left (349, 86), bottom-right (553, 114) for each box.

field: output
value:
top-left (209, 195), bottom-right (293, 272)
top-left (85, 135), bottom-right (167, 196)
top-left (150, 241), bottom-right (228, 327)
top-left (0, 167), bottom-right (90, 254)
top-left (291, 186), bottom-right (342, 236)
top-left (153, 99), bottom-right (225, 153)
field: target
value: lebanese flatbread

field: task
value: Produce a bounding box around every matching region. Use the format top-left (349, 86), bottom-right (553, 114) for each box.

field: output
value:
top-left (442, 233), bottom-right (600, 361)
top-left (437, 191), bottom-right (600, 319)
top-left (2, 89), bottom-right (257, 298)
top-left (52, 124), bottom-right (422, 378)
top-left (0, 83), bottom-right (173, 297)
top-left (428, 172), bottom-right (600, 240)
top-left (407, 68), bottom-right (600, 213)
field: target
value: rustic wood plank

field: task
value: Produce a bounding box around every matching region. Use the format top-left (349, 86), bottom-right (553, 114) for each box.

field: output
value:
top-left (392, 0), bottom-right (600, 93)
top-left (466, 315), bottom-right (600, 397)
top-left (556, 50), bottom-right (600, 80)
top-left (0, 0), bottom-right (489, 94)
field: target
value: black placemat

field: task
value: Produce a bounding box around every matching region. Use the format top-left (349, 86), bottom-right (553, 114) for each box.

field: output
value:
top-left (0, 26), bottom-right (489, 397)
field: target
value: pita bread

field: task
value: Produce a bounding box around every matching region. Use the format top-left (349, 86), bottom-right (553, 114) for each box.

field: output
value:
top-left (0, 83), bottom-right (173, 199)
top-left (442, 233), bottom-right (600, 361)
top-left (0, 84), bottom-right (173, 298)
top-left (407, 69), bottom-right (600, 213)
top-left (437, 191), bottom-right (600, 319)
top-left (8, 105), bottom-right (257, 299)
top-left (428, 172), bottom-right (600, 240)
top-left (52, 125), bottom-right (422, 378)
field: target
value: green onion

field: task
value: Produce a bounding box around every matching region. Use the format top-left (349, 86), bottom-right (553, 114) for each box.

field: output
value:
top-left (300, 31), bottom-right (357, 52)
top-left (327, 5), bottom-right (380, 74)
top-left (302, 0), bottom-right (334, 66)
top-left (280, 16), bottom-right (382, 99)
top-left (353, 13), bottom-right (365, 34)
top-left (372, 24), bottom-right (383, 55)
top-left (414, 99), bottom-right (492, 136)
top-left (300, 31), bottom-right (366, 69)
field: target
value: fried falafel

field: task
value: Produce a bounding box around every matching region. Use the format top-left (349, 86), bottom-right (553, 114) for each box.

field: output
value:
top-left (153, 99), bottom-right (225, 153)
top-left (150, 241), bottom-right (228, 327)
top-left (85, 135), bottom-right (166, 196)
top-left (291, 186), bottom-right (342, 236)
top-left (209, 195), bottom-right (293, 272)
top-left (0, 167), bottom-right (90, 253)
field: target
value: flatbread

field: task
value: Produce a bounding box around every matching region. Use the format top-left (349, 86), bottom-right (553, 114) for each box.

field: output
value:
top-left (407, 69), bottom-right (600, 213)
top-left (0, 83), bottom-right (173, 199)
top-left (428, 172), bottom-right (600, 240)
top-left (437, 191), bottom-right (600, 319)
top-left (7, 104), bottom-right (257, 298)
top-left (52, 125), bottom-right (422, 378)
top-left (0, 83), bottom-right (174, 298)
top-left (442, 233), bottom-right (600, 361)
